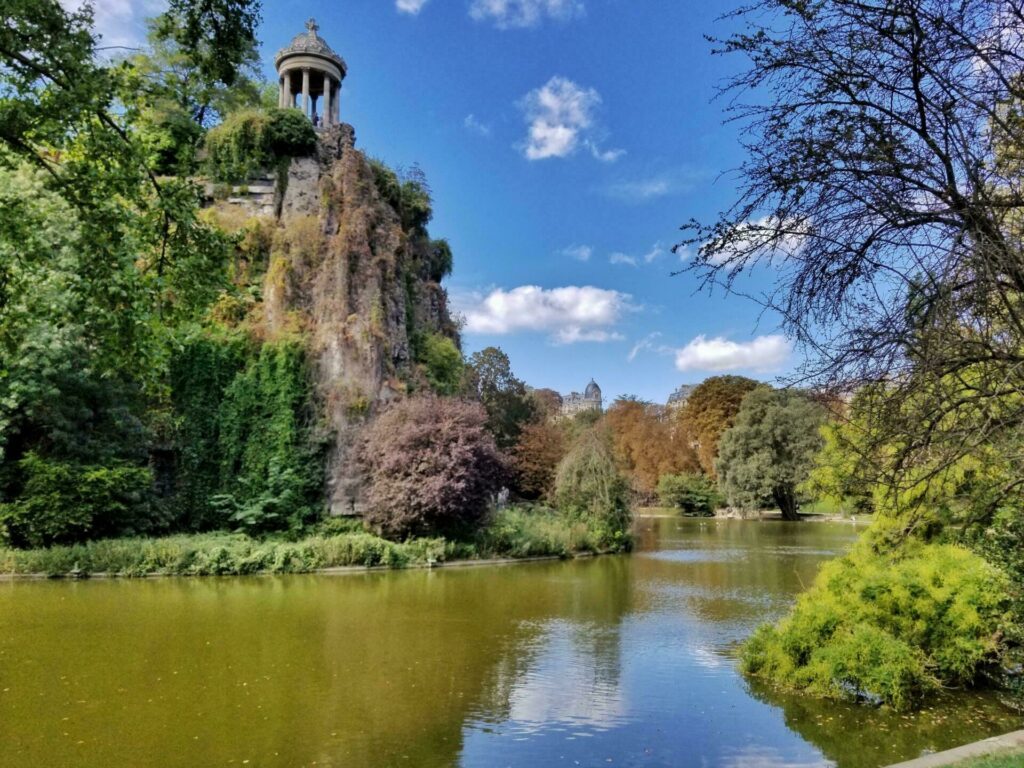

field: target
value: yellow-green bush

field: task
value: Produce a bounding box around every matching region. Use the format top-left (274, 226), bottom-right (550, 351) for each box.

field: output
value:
top-left (741, 541), bottom-right (1010, 711)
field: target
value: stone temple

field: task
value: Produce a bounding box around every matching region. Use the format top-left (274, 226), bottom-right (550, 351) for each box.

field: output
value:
top-left (560, 379), bottom-right (603, 417)
top-left (275, 18), bottom-right (346, 128)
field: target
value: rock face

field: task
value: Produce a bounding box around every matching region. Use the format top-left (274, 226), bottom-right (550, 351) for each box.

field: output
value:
top-left (263, 124), bottom-right (458, 513)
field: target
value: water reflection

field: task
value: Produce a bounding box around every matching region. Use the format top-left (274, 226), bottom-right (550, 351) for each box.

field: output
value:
top-left (0, 518), bottom-right (1018, 768)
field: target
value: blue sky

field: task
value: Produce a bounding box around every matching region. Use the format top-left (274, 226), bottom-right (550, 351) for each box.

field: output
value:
top-left (92, 0), bottom-right (794, 403)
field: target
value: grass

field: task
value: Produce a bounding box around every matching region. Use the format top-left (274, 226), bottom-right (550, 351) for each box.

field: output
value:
top-left (948, 749), bottom-right (1024, 768)
top-left (0, 505), bottom-right (629, 578)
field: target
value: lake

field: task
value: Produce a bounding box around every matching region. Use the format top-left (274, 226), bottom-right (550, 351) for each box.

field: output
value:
top-left (0, 517), bottom-right (1019, 767)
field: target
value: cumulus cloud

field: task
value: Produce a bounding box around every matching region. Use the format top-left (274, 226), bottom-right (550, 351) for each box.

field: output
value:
top-left (459, 285), bottom-right (632, 344)
top-left (61, 0), bottom-right (163, 49)
top-left (560, 244), bottom-right (593, 262)
top-left (518, 77), bottom-right (621, 162)
top-left (674, 334), bottom-right (791, 373)
top-left (463, 113), bottom-right (492, 136)
top-left (470, 0), bottom-right (584, 29)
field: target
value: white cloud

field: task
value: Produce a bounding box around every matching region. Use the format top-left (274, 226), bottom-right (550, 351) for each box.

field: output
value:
top-left (608, 242), bottom-right (662, 268)
top-left (61, 0), bottom-right (164, 49)
top-left (459, 285), bottom-right (632, 344)
top-left (628, 332), bottom-right (663, 362)
top-left (464, 113), bottom-right (492, 136)
top-left (642, 242), bottom-right (664, 264)
top-left (703, 216), bottom-right (806, 266)
top-left (518, 77), bottom-right (619, 162)
top-left (588, 142), bottom-right (626, 163)
top-left (560, 244), bottom-right (593, 262)
top-left (470, 0), bottom-right (584, 29)
top-left (674, 334), bottom-right (791, 373)
top-left (396, 0), bottom-right (430, 13)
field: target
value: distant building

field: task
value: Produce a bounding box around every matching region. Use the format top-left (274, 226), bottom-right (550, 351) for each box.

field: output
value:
top-left (666, 384), bottom-right (697, 411)
top-left (560, 379), bottom-right (603, 417)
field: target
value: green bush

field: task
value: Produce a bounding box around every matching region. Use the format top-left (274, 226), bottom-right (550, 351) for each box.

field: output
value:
top-left (476, 504), bottom-right (629, 558)
top-left (216, 341), bottom-right (324, 534)
top-left (416, 332), bottom-right (463, 395)
top-left (0, 453), bottom-right (153, 548)
top-left (554, 430), bottom-right (632, 548)
top-left (657, 473), bottom-right (721, 516)
top-left (741, 541), bottom-right (1010, 711)
top-left (204, 108), bottom-right (317, 182)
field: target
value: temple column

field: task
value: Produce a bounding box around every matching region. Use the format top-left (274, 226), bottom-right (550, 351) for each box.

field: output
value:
top-left (322, 76), bottom-right (332, 126)
top-left (283, 73), bottom-right (292, 108)
top-left (278, 77), bottom-right (284, 108)
top-left (333, 82), bottom-right (340, 124)
top-left (301, 68), bottom-right (310, 117)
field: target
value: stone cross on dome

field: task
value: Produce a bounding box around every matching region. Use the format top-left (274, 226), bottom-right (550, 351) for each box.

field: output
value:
top-left (306, 18), bottom-right (319, 36)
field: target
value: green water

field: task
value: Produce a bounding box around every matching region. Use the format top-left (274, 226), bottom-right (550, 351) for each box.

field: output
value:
top-left (0, 518), bottom-right (1018, 767)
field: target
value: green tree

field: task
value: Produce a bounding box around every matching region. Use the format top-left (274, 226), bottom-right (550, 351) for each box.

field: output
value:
top-left (554, 429), bottom-right (631, 540)
top-left (716, 388), bottom-right (826, 520)
top-left (463, 347), bottom-right (536, 449)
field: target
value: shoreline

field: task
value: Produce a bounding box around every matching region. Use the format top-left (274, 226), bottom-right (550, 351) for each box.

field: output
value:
top-left (0, 548), bottom-right (610, 583)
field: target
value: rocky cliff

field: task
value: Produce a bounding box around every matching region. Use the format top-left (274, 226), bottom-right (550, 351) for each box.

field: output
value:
top-left (214, 124), bottom-right (458, 514)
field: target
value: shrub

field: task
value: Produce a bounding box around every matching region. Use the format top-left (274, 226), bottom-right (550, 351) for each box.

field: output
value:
top-left (657, 473), bottom-right (721, 516)
top-left (475, 504), bottom-right (624, 558)
top-left (416, 332), bottom-right (463, 395)
top-left (357, 395), bottom-right (505, 538)
top-left (741, 541), bottom-right (1010, 710)
top-left (427, 239), bottom-right (453, 282)
top-left (0, 453), bottom-right (153, 547)
top-left (554, 430), bottom-right (631, 545)
top-left (204, 108), bottom-right (317, 182)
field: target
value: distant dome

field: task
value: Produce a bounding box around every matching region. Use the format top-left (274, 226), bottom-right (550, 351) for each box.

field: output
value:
top-left (584, 379), bottom-right (602, 399)
top-left (275, 18), bottom-right (347, 76)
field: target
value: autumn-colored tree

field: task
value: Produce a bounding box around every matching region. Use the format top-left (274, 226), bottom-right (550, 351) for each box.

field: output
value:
top-left (510, 420), bottom-right (567, 500)
top-left (357, 396), bottom-right (505, 538)
top-left (605, 397), bottom-right (699, 498)
top-left (676, 376), bottom-right (760, 478)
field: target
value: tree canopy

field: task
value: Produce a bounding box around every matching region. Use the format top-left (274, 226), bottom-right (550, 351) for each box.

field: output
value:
top-left (716, 387), bottom-right (826, 520)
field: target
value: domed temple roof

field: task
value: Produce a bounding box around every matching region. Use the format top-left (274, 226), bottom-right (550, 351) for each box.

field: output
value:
top-left (275, 18), bottom-right (347, 75)
top-left (584, 379), bottom-right (602, 399)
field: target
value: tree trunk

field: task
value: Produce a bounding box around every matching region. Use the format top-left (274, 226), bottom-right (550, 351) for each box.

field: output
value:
top-left (773, 485), bottom-right (800, 521)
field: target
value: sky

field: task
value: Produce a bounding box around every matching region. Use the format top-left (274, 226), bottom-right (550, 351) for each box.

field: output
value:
top-left (83, 0), bottom-right (794, 403)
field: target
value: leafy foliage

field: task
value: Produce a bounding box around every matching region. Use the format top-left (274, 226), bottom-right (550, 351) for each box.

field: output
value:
top-left (357, 396), bottom-right (505, 538)
top-left (214, 341), bottom-right (324, 534)
top-left (204, 107), bottom-right (317, 181)
top-left (676, 376), bottom-right (759, 477)
top-left (554, 430), bottom-right (631, 545)
top-left (511, 420), bottom-right (567, 500)
top-left (716, 387), bottom-right (826, 519)
top-left (0, 454), bottom-right (154, 548)
top-left (657, 473), bottom-right (722, 516)
top-left (369, 160), bottom-right (434, 234)
top-left (742, 542), bottom-right (1011, 711)
top-left (605, 397), bottom-right (700, 498)
top-left (463, 346), bottom-right (536, 449)
top-left (415, 332), bottom-right (464, 396)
